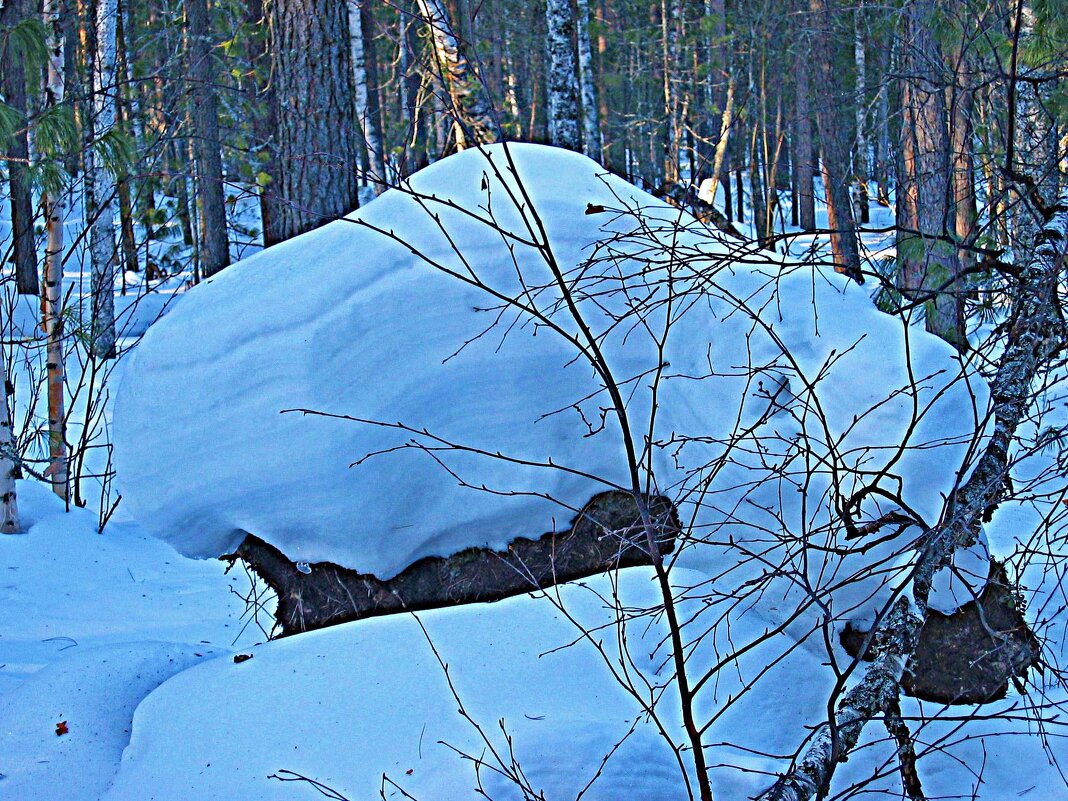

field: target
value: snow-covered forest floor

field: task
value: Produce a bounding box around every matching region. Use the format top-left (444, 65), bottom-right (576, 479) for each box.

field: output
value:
top-left (2, 145), bottom-right (1066, 800)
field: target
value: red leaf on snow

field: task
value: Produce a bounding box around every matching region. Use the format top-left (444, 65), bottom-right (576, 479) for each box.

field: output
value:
top-left (55, 721), bottom-right (69, 736)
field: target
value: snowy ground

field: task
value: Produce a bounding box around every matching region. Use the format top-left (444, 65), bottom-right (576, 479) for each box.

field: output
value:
top-left (2, 481), bottom-right (1065, 800)
top-left (2, 145), bottom-right (1067, 800)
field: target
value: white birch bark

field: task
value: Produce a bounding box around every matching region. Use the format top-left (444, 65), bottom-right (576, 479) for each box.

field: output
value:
top-left (415, 0), bottom-right (496, 149)
top-left (756, 192), bottom-right (1068, 801)
top-left (574, 0), bottom-right (601, 162)
top-left (705, 78), bottom-right (733, 206)
top-left (544, 0), bottom-right (581, 151)
top-left (853, 1), bottom-right (869, 219)
top-left (0, 359), bottom-right (18, 534)
top-left (42, 0), bottom-right (69, 502)
top-left (84, 0), bottom-right (119, 359)
top-left (348, 0), bottom-right (386, 193)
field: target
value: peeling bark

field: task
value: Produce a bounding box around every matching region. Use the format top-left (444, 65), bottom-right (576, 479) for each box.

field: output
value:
top-left (545, 0), bottom-right (581, 151)
top-left (42, 0), bottom-right (69, 502)
top-left (84, 0), bottom-right (119, 358)
top-left (415, 0), bottom-right (498, 150)
top-left (0, 361), bottom-right (18, 534)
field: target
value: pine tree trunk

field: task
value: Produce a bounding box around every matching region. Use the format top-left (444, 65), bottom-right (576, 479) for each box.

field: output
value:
top-left (399, 1), bottom-right (428, 177)
top-left (808, 0), bottom-right (863, 281)
top-left (271, 0), bottom-right (361, 241)
top-left (873, 40), bottom-right (892, 206)
top-left (1, 0), bottom-right (41, 295)
top-left (1008, 3), bottom-right (1059, 257)
top-left (114, 5), bottom-right (138, 276)
top-left (186, 0), bottom-right (230, 277)
top-left (575, 0), bottom-right (602, 162)
top-left (545, 0), bottom-right (582, 151)
top-left (659, 0), bottom-right (681, 184)
top-left (245, 0), bottom-right (284, 247)
top-left (794, 28), bottom-right (817, 231)
top-left (85, 0), bottom-right (119, 358)
top-left (897, 0), bottom-right (964, 349)
top-left (949, 45), bottom-right (978, 276)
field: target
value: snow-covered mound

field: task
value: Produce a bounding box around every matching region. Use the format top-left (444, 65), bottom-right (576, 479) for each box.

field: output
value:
top-left (113, 144), bottom-right (985, 599)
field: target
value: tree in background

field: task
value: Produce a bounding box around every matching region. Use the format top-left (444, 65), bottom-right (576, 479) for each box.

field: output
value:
top-left (545, 0), bottom-right (582, 150)
top-left (0, 0), bottom-right (40, 295)
top-left (269, 0), bottom-right (361, 242)
top-left (185, 0), bottom-right (230, 278)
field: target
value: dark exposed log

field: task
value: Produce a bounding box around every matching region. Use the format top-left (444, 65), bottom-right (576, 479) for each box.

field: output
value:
top-left (840, 561), bottom-right (1039, 705)
top-left (223, 491), bottom-right (678, 636)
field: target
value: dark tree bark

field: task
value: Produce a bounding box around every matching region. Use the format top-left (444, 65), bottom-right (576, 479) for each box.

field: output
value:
top-left (270, 0), bottom-right (361, 242)
top-left (793, 31), bottom-right (816, 232)
top-left (808, 0), bottom-right (863, 282)
top-left (1, 0), bottom-right (41, 295)
top-left (948, 40), bottom-right (978, 277)
top-left (896, 0), bottom-right (964, 349)
top-left (186, 0), bottom-right (230, 276)
top-left (245, 0), bottom-right (285, 247)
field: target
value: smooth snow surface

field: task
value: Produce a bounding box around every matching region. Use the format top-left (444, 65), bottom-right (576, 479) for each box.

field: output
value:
top-left (2, 506), bottom-right (1064, 801)
top-left (114, 144), bottom-right (984, 610)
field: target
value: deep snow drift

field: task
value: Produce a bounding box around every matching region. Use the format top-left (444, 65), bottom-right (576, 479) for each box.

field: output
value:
top-left (6, 144), bottom-right (1065, 801)
top-left (114, 143), bottom-right (985, 617)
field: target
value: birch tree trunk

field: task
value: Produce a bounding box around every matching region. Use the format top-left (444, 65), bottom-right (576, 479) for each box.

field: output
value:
top-left (271, 0), bottom-right (361, 241)
top-left (416, 0), bottom-right (497, 150)
top-left (0, 359), bottom-right (17, 534)
top-left (1, 0), bottom-right (41, 296)
top-left (42, 0), bottom-right (69, 502)
top-left (85, 0), bottom-right (119, 359)
top-left (186, 0), bottom-right (230, 277)
top-left (706, 78), bottom-right (733, 212)
top-left (348, 0), bottom-right (387, 192)
top-left (545, 0), bottom-right (582, 151)
top-left (757, 190), bottom-right (1068, 801)
top-left (853, 1), bottom-right (870, 223)
top-left (575, 0), bottom-right (601, 162)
